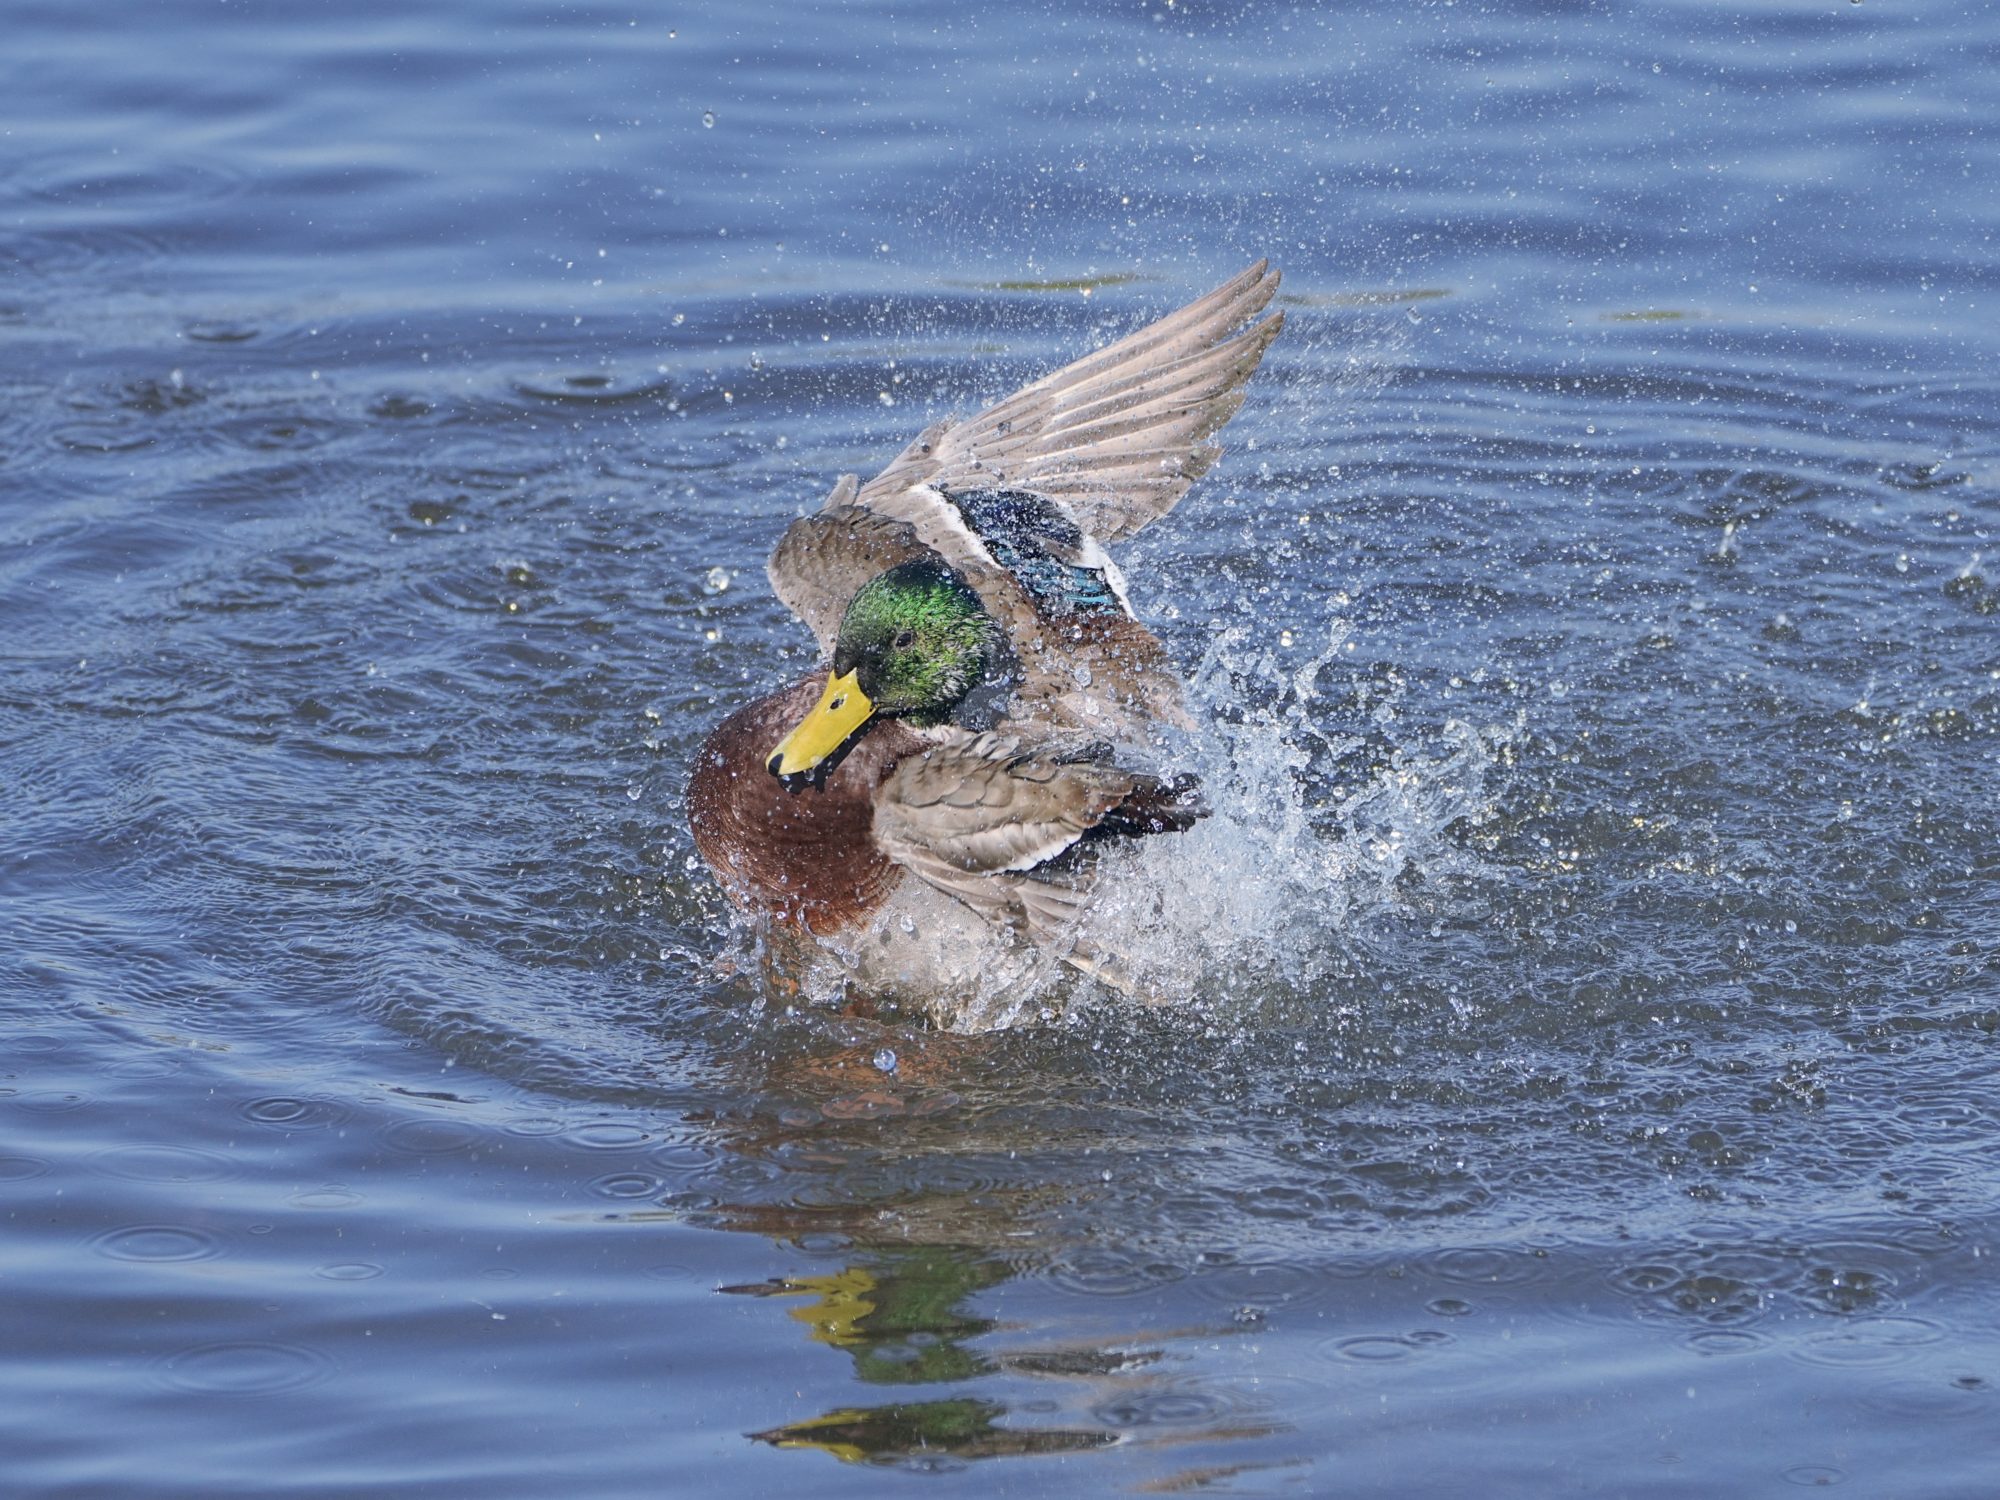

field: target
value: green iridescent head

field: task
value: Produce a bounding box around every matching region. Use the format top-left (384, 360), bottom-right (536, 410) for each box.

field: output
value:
top-left (766, 560), bottom-right (997, 782)
top-left (833, 560), bottom-right (997, 725)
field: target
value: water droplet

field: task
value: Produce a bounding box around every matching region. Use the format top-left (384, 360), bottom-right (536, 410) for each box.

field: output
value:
top-left (872, 1048), bottom-right (898, 1074)
top-left (701, 110), bottom-right (715, 129)
top-left (703, 566), bottom-right (731, 594)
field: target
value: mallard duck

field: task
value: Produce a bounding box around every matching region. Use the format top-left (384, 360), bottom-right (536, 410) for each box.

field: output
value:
top-left (688, 262), bottom-right (1284, 1029)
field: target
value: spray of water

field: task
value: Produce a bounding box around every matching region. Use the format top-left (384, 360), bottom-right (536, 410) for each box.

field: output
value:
top-left (868, 609), bottom-right (1517, 1034)
top-left (1071, 611), bottom-right (1516, 1029)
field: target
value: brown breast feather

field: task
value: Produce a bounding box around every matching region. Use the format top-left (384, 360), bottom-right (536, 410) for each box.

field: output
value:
top-left (687, 674), bottom-right (923, 935)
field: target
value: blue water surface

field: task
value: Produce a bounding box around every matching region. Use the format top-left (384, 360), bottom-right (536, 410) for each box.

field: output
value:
top-left (3, 1), bottom-right (1998, 1495)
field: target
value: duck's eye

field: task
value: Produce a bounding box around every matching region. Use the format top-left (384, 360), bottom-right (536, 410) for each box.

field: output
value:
top-left (893, 629), bottom-right (916, 650)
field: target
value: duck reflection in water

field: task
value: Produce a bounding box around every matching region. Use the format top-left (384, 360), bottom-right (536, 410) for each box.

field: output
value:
top-left (682, 1031), bottom-right (1282, 1476)
top-left (722, 1234), bottom-right (1257, 1472)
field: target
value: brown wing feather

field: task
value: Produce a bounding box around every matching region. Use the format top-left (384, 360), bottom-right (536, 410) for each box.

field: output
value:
top-left (873, 732), bottom-right (1148, 875)
top-left (871, 732), bottom-right (1203, 991)
top-left (767, 503), bottom-right (929, 653)
top-left (858, 260), bottom-right (1283, 542)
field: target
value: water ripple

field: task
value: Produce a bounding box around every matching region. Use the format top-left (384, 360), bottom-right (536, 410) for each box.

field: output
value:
top-left (1188, 1256), bottom-right (1332, 1312)
top-left (13, 1090), bottom-right (90, 1113)
top-left (590, 1171), bottom-right (665, 1200)
top-left (287, 1184), bottom-right (364, 1211)
top-left (1415, 1246), bottom-right (1549, 1287)
top-left (1044, 1248), bottom-right (1187, 1298)
top-left (1089, 1384), bottom-right (1234, 1429)
top-left (315, 1262), bottom-right (386, 1281)
top-left (240, 1097), bottom-right (350, 1131)
top-left (380, 1118), bottom-right (484, 1156)
top-left (91, 1145), bottom-right (239, 1184)
top-left (90, 1224), bottom-right (223, 1263)
top-left (564, 1122), bottom-right (654, 1151)
top-left (157, 1341), bottom-right (336, 1397)
top-left (1686, 1329), bottom-right (1769, 1357)
top-left (510, 368), bottom-right (673, 405)
top-left (1322, 1334), bottom-right (1428, 1364)
top-left (1790, 1316), bottom-right (1945, 1370)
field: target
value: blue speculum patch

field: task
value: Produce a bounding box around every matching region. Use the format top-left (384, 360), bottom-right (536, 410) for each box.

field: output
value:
top-left (941, 487), bottom-right (1125, 616)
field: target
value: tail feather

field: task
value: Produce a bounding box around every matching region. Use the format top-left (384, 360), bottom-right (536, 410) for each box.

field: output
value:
top-left (1091, 771), bottom-right (1207, 839)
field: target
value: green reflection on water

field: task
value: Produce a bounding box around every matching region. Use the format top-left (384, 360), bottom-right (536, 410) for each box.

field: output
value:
top-left (750, 1397), bottom-right (1114, 1466)
top-left (724, 1245), bottom-right (1006, 1385)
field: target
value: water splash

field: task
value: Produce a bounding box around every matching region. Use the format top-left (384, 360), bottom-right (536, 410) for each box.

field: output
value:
top-left (1076, 612), bottom-right (1514, 1027)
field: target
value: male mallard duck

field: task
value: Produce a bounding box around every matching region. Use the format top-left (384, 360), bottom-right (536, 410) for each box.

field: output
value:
top-left (688, 262), bottom-right (1283, 1029)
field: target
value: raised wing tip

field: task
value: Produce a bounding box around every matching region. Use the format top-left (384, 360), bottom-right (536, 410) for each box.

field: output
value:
top-left (1215, 261), bottom-right (1282, 332)
top-left (1216, 258), bottom-right (1275, 293)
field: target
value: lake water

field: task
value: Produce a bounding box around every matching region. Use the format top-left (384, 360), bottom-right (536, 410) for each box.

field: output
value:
top-left (4, 0), bottom-right (1997, 1493)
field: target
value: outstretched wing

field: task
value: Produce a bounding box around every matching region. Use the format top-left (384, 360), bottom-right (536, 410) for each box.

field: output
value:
top-left (858, 260), bottom-right (1283, 544)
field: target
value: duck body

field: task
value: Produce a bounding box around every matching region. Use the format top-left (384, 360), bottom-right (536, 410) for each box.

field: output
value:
top-left (687, 263), bottom-right (1284, 1029)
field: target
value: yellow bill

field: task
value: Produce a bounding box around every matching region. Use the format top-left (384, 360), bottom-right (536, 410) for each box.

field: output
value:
top-left (767, 669), bottom-right (874, 777)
